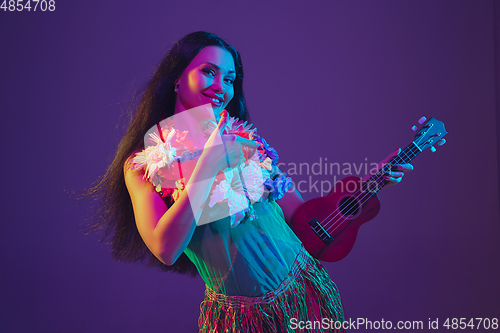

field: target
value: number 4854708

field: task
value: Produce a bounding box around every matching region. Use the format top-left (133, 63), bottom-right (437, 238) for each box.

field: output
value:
top-left (443, 318), bottom-right (498, 330)
top-left (1, 0), bottom-right (55, 11)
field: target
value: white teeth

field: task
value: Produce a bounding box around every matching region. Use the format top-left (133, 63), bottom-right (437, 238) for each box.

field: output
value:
top-left (205, 94), bottom-right (222, 104)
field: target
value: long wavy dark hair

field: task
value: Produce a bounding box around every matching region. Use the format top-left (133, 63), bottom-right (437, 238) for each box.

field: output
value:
top-left (84, 32), bottom-right (248, 276)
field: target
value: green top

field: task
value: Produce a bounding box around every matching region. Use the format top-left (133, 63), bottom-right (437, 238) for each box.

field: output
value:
top-left (185, 199), bottom-right (303, 296)
top-left (132, 113), bottom-right (303, 296)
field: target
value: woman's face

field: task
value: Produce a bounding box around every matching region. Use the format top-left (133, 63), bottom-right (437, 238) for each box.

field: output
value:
top-left (174, 46), bottom-right (236, 115)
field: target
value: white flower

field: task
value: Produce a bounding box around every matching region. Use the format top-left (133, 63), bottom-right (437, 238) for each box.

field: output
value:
top-left (131, 130), bottom-right (180, 185)
top-left (208, 158), bottom-right (269, 227)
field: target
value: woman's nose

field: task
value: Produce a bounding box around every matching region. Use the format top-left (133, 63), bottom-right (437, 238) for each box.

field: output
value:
top-left (210, 76), bottom-right (224, 93)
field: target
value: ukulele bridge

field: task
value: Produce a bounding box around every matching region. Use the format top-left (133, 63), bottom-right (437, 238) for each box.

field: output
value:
top-left (308, 218), bottom-right (334, 245)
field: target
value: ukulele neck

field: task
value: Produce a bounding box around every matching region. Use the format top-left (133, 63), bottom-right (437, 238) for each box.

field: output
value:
top-left (362, 142), bottom-right (422, 195)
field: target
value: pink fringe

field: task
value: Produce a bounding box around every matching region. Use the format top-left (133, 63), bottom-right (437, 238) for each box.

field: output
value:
top-left (198, 248), bottom-right (345, 332)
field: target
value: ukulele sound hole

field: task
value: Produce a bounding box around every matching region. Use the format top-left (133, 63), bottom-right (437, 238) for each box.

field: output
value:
top-left (339, 196), bottom-right (360, 217)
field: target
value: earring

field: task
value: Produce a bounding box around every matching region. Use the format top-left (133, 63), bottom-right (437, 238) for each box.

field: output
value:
top-left (174, 84), bottom-right (179, 93)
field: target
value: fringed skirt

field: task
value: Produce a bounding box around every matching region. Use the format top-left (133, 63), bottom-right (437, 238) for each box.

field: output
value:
top-left (198, 247), bottom-right (345, 332)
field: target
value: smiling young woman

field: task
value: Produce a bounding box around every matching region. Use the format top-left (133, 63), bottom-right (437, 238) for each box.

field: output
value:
top-left (85, 31), bottom-right (411, 333)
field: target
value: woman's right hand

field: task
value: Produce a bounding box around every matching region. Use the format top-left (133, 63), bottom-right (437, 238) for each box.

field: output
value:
top-left (199, 110), bottom-right (260, 175)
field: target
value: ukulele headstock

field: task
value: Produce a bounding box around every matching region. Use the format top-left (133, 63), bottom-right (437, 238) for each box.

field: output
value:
top-left (412, 116), bottom-right (447, 152)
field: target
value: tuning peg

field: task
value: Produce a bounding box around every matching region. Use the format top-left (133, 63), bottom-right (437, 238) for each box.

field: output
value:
top-left (437, 138), bottom-right (446, 146)
top-left (418, 116), bottom-right (427, 124)
top-left (412, 125), bottom-right (418, 131)
top-left (430, 146), bottom-right (436, 152)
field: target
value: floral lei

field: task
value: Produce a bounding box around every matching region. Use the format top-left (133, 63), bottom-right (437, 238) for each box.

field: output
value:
top-left (130, 115), bottom-right (292, 227)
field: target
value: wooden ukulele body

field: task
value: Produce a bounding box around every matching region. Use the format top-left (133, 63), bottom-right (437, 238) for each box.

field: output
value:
top-left (291, 176), bottom-right (381, 262)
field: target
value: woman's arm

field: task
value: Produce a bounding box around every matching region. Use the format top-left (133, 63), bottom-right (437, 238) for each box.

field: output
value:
top-left (124, 154), bottom-right (217, 265)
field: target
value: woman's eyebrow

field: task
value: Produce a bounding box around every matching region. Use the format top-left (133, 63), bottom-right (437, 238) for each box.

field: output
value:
top-left (204, 62), bottom-right (236, 75)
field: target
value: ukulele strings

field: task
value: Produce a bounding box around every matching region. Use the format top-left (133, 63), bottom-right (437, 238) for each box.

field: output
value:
top-left (320, 143), bottom-right (420, 235)
top-left (321, 145), bottom-right (416, 235)
top-left (321, 143), bottom-right (419, 235)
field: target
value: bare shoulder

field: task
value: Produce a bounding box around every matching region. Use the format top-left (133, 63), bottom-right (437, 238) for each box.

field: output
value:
top-left (123, 150), bottom-right (142, 173)
top-left (123, 151), bottom-right (154, 199)
top-left (123, 150), bottom-right (169, 224)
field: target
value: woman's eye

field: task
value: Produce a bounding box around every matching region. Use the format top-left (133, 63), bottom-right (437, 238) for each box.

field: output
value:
top-left (224, 78), bottom-right (234, 85)
top-left (202, 68), bottom-right (216, 77)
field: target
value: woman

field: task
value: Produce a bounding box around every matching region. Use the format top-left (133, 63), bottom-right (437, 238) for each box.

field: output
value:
top-left (88, 31), bottom-right (411, 332)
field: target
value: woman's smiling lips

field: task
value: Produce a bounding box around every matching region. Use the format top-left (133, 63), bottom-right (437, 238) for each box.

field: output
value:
top-left (203, 93), bottom-right (224, 107)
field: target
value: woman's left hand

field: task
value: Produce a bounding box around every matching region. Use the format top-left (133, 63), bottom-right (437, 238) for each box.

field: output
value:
top-left (362, 148), bottom-right (413, 187)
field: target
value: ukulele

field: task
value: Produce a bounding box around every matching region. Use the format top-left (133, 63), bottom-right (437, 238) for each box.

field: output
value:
top-left (290, 117), bottom-right (447, 262)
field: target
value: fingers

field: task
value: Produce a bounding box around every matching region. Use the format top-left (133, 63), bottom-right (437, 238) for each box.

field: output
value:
top-left (216, 110), bottom-right (260, 149)
top-left (364, 148), bottom-right (400, 180)
top-left (384, 175), bottom-right (403, 185)
top-left (385, 163), bottom-right (413, 186)
top-left (221, 134), bottom-right (260, 149)
top-left (367, 149), bottom-right (414, 187)
top-left (206, 110), bottom-right (229, 147)
top-left (384, 170), bottom-right (404, 186)
top-left (220, 137), bottom-right (250, 169)
top-left (391, 163), bottom-right (413, 172)
top-left (385, 170), bottom-right (404, 178)
top-left (233, 135), bottom-right (261, 149)
top-left (216, 109), bottom-right (229, 134)
top-left (223, 143), bottom-right (245, 169)
top-left (382, 148), bottom-right (401, 164)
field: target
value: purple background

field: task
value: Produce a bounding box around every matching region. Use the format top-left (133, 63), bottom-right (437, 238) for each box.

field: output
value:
top-left (1, 0), bottom-right (499, 332)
